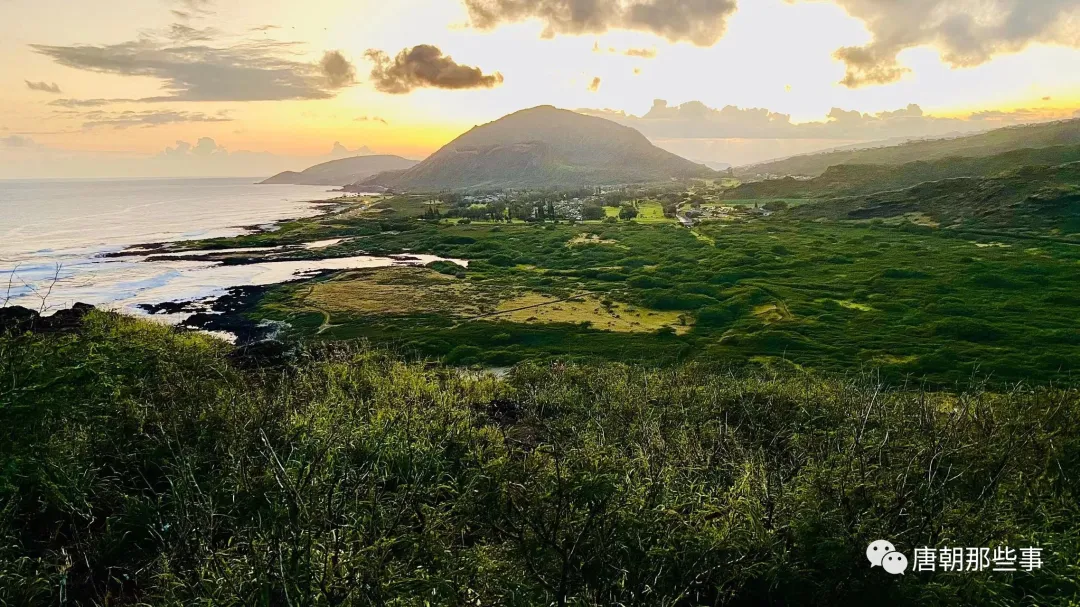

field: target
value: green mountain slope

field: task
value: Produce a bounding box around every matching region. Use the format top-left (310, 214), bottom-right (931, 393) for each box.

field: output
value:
top-left (737, 118), bottom-right (1080, 178)
top-left (362, 106), bottom-right (715, 191)
top-left (3, 311), bottom-right (1078, 605)
top-left (260, 154), bottom-right (418, 185)
top-left (725, 144), bottom-right (1080, 200)
top-left (790, 161), bottom-right (1080, 238)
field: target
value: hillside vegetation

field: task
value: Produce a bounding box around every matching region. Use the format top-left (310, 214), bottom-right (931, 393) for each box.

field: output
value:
top-left (789, 162), bottom-right (1080, 239)
top-left (2, 312), bottom-right (1079, 605)
top-left (726, 145), bottom-right (1080, 200)
top-left (163, 192), bottom-right (1080, 386)
top-left (737, 118), bottom-right (1080, 178)
top-left (362, 106), bottom-right (715, 191)
top-left (260, 155), bottom-right (419, 186)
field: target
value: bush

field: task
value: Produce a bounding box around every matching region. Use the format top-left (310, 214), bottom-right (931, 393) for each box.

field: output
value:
top-left (2, 313), bottom-right (1079, 606)
top-left (486, 254), bottom-right (515, 267)
top-left (444, 343), bottom-right (483, 363)
top-left (932, 318), bottom-right (1007, 342)
top-left (640, 289), bottom-right (716, 311)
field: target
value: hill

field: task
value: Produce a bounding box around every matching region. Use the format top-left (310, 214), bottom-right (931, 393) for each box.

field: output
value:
top-left (725, 144), bottom-right (1080, 200)
top-left (790, 161), bottom-right (1080, 238)
top-left (736, 118), bottom-right (1080, 178)
top-left (361, 106), bottom-right (715, 191)
top-left (260, 154), bottom-right (418, 185)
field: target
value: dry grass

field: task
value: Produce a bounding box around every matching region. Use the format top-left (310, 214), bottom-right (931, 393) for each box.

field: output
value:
top-left (753, 302), bottom-right (793, 324)
top-left (490, 293), bottom-right (690, 334)
top-left (566, 233), bottom-right (624, 248)
top-left (299, 267), bottom-right (491, 316)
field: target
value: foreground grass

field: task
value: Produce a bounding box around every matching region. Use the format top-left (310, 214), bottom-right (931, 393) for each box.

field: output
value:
top-left (3, 312), bottom-right (1079, 605)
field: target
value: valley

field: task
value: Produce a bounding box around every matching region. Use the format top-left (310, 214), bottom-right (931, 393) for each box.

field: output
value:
top-left (158, 173), bottom-right (1080, 387)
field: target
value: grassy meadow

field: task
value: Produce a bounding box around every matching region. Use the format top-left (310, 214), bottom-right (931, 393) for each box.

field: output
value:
top-left (170, 193), bottom-right (1080, 387)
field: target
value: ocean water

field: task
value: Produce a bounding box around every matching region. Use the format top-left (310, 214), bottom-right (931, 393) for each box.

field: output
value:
top-left (0, 178), bottom-right (448, 319)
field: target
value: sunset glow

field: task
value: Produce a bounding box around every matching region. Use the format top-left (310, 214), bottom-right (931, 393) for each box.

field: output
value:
top-left (2, 0), bottom-right (1079, 177)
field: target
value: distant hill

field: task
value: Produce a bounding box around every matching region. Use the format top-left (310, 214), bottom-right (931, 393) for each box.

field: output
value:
top-left (789, 161), bottom-right (1080, 239)
top-left (261, 155), bottom-right (418, 186)
top-left (693, 159), bottom-right (733, 171)
top-left (725, 144), bottom-right (1080, 200)
top-left (736, 119), bottom-right (1080, 178)
top-left (360, 106), bottom-right (715, 191)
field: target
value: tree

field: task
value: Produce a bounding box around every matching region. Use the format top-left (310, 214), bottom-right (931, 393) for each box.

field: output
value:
top-left (582, 204), bottom-right (606, 221)
top-left (618, 204), bottom-right (639, 221)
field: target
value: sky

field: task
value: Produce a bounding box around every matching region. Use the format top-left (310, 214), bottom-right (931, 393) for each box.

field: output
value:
top-left (2, 0), bottom-right (1079, 178)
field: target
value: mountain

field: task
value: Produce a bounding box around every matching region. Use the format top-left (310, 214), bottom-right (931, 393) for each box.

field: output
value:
top-left (724, 144), bottom-right (1080, 200)
top-left (260, 155), bottom-right (419, 186)
top-left (790, 161), bottom-right (1080, 239)
top-left (736, 118), bottom-right (1080, 178)
top-left (360, 106), bottom-right (716, 191)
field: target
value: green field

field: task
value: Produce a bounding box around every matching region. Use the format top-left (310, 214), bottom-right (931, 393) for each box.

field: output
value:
top-left (168, 192), bottom-right (1080, 387)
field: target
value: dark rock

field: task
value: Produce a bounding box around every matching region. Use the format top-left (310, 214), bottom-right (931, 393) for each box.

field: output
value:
top-left (0, 303), bottom-right (95, 334)
top-left (0, 306), bottom-right (39, 334)
top-left (36, 303), bottom-right (95, 332)
top-left (227, 339), bottom-right (295, 368)
top-left (138, 300), bottom-right (198, 315)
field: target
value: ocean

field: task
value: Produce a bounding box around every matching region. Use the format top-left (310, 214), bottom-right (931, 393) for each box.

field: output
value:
top-left (0, 177), bottom-right (422, 320)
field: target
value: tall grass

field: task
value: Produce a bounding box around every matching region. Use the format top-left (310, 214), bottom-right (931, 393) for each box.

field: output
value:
top-left (2, 311), bottom-right (1079, 605)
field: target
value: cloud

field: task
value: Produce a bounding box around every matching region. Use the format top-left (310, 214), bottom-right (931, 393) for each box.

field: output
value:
top-left (588, 76), bottom-right (602, 92)
top-left (624, 47), bottom-right (657, 58)
top-left (463, 0), bottom-right (738, 46)
top-left (592, 43), bottom-right (657, 57)
top-left (0, 133), bottom-right (394, 179)
top-left (1, 135), bottom-right (42, 149)
top-left (25, 80), bottom-right (62, 94)
top-left (833, 45), bottom-right (909, 87)
top-left (355, 115), bottom-right (389, 125)
top-left (320, 50), bottom-right (357, 88)
top-left (330, 142), bottom-right (375, 157)
top-left (580, 100), bottom-right (1079, 166)
top-left (48, 98), bottom-right (119, 108)
top-left (806, 0), bottom-right (1080, 87)
top-left (161, 136), bottom-right (226, 158)
top-left (31, 28), bottom-right (357, 102)
top-left (166, 23), bottom-right (219, 42)
top-left (579, 99), bottom-right (1071, 141)
top-left (365, 44), bottom-right (504, 94)
top-left (170, 0), bottom-right (214, 19)
top-left (80, 109), bottom-right (233, 129)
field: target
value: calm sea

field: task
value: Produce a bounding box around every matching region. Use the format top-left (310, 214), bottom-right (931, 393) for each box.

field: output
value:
top-left (0, 177), bottom-right (342, 315)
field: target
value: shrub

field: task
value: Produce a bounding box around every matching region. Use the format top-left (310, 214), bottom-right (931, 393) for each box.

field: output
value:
top-left (1, 313), bottom-right (1078, 605)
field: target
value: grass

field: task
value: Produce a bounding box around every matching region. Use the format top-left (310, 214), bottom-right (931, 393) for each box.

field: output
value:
top-left (295, 267), bottom-right (490, 317)
top-left (228, 214), bottom-right (1080, 385)
top-left (160, 183), bottom-right (1080, 387)
top-left (3, 311), bottom-right (1080, 605)
top-left (489, 292), bottom-right (690, 334)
